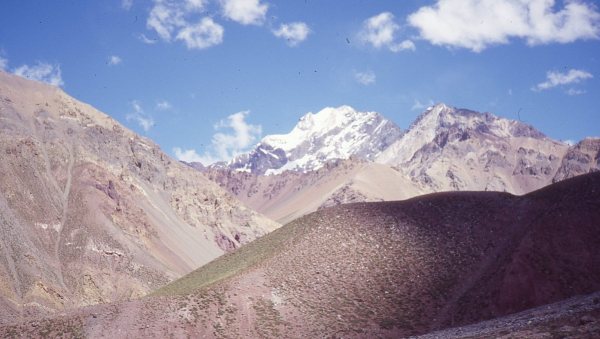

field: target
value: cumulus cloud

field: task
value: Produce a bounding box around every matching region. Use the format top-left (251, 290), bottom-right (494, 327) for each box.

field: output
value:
top-left (272, 22), bottom-right (310, 46)
top-left (220, 0), bottom-right (268, 25)
top-left (122, 0), bottom-right (133, 10)
top-left (185, 0), bottom-right (207, 10)
top-left (408, 0), bottom-right (600, 52)
top-left (108, 55), bottom-right (122, 66)
top-left (174, 110), bottom-right (262, 164)
top-left (359, 12), bottom-right (416, 52)
top-left (176, 17), bottom-right (224, 49)
top-left (147, 1), bottom-right (188, 41)
top-left (156, 100), bottom-right (172, 110)
top-left (146, 0), bottom-right (222, 49)
top-left (13, 62), bottom-right (64, 87)
top-left (354, 70), bottom-right (376, 85)
top-left (126, 100), bottom-right (155, 132)
top-left (533, 69), bottom-right (593, 91)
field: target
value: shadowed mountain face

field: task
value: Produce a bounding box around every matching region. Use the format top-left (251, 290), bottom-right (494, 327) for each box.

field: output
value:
top-left (5, 172), bottom-right (598, 338)
top-left (0, 71), bottom-right (279, 322)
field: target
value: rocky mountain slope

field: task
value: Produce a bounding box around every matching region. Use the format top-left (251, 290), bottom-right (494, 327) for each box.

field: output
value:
top-left (376, 103), bottom-right (572, 194)
top-left (553, 137), bottom-right (600, 182)
top-left (224, 105), bottom-right (403, 175)
top-left (0, 71), bottom-right (278, 323)
top-left (4, 172), bottom-right (599, 337)
top-left (198, 103), bottom-right (599, 223)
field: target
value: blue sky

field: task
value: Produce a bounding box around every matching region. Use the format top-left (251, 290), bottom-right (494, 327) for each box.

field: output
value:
top-left (1, 0), bottom-right (599, 163)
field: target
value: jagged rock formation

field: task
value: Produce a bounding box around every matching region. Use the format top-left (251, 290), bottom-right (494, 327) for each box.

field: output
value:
top-left (0, 71), bottom-right (278, 322)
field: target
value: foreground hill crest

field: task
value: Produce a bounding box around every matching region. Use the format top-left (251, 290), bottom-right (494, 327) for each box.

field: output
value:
top-left (5, 172), bottom-right (599, 338)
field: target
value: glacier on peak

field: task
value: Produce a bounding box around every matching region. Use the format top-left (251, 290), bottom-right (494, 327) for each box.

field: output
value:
top-left (226, 105), bottom-right (403, 174)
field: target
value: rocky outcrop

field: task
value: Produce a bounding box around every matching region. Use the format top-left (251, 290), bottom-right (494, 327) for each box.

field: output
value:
top-left (553, 138), bottom-right (600, 182)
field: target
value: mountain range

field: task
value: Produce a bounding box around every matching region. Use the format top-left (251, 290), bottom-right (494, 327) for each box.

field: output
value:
top-left (1, 70), bottom-right (599, 338)
top-left (195, 103), bottom-right (599, 223)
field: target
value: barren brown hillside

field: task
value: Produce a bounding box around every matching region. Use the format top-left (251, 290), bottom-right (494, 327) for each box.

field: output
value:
top-left (0, 71), bottom-right (279, 322)
top-left (2, 172), bottom-right (599, 338)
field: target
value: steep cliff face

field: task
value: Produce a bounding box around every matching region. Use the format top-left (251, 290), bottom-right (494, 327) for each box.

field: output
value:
top-left (0, 71), bottom-right (278, 322)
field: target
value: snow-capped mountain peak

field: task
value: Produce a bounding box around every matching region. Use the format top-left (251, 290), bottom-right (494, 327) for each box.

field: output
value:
top-left (227, 105), bottom-right (403, 174)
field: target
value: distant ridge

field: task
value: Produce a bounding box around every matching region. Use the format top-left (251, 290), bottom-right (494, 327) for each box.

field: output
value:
top-left (196, 103), bottom-right (599, 223)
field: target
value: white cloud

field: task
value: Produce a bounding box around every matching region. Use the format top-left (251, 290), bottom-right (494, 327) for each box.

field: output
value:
top-left (533, 69), bottom-right (593, 91)
top-left (176, 17), bottom-right (224, 49)
top-left (185, 0), bottom-right (207, 10)
top-left (126, 100), bottom-right (155, 132)
top-left (273, 22), bottom-right (310, 46)
top-left (122, 0), bottom-right (133, 10)
top-left (108, 55), bottom-right (122, 66)
top-left (220, 0), bottom-right (268, 25)
top-left (390, 39), bottom-right (416, 52)
top-left (173, 147), bottom-right (205, 163)
top-left (359, 12), bottom-right (416, 52)
top-left (146, 0), bottom-right (224, 50)
top-left (408, 0), bottom-right (600, 52)
top-left (354, 70), bottom-right (376, 85)
top-left (0, 56), bottom-right (7, 70)
top-left (135, 116), bottom-right (155, 132)
top-left (175, 110), bottom-right (261, 164)
top-left (147, 1), bottom-right (187, 41)
top-left (139, 33), bottom-right (158, 44)
top-left (563, 139), bottom-right (576, 146)
top-left (411, 98), bottom-right (435, 111)
top-left (156, 100), bottom-right (172, 110)
top-left (13, 62), bottom-right (64, 87)
top-left (566, 88), bottom-right (586, 95)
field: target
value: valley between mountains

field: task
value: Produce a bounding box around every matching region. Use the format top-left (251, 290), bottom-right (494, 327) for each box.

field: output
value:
top-left (1, 70), bottom-right (599, 338)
